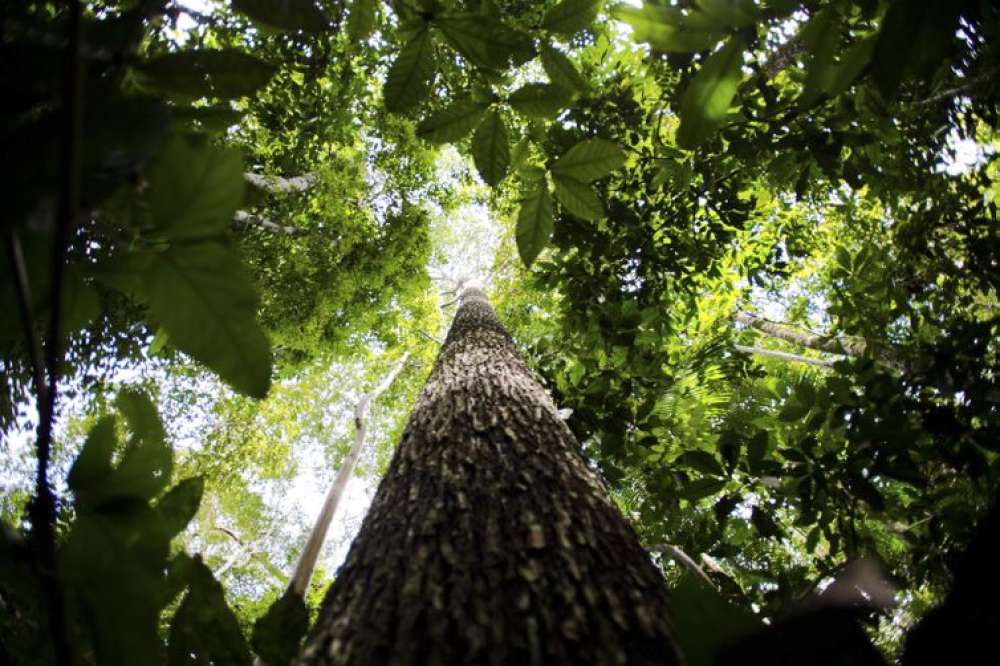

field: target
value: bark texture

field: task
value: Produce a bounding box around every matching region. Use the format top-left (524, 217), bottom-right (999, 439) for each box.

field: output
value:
top-left (299, 288), bottom-right (681, 665)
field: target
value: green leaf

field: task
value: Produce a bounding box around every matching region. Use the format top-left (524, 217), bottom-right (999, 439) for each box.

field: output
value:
top-left (472, 110), bottom-right (510, 187)
top-left (252, 590), bottom-right (310, 666)
top-left (110, 389), bottom-right (173, 502)
top-left (552, 174), bottom-right (603, 221)
top-left (751, 505), bottom-right (782, 538)
top-left (116, 388), bottom-right (167, 447)
top-left (137, 50), bottom-right (277, 100)
top-left (874, 0), bottom-right (961, 98)
top-left (540, 44), bottom-right (586, 94)
top-left (384, 29), bottom-right (435, 114)
top-left (347, 0), bottom-right (377, 41)
top-left (679, 477), bottom-right (727, 501)
top-left (168, 557), bottom-right (253, 666)
top-left (172, 105), bottom-right (243, 133)
top-left (508, 83), bottom-right (574, 119)
top-left (155, 477), bottom-right (204, 540)
top-left (516, 182), bottom-right (554, 267)
top-left (826, 34), bottom-right (877, 98)
top-left (67, 416), bottom-right (118, 500)
top-left (799, 8), bottom-right (840, 106)
top-left (746, 430), bottom-right (769, 473)
top-left (435, 13), bottom-right (534, 69)
top-left (678, 450), bottom-right (726, 477)
top-left (416, 99), bottom-right (487, 144)
top-left (778, 400), bottom-right (810, 422)
top-left (232, 0), bottom-right (328, 33)
top-left (146, 134), bottom-right (245, 242)
top-left (847, 474), bottom-right (885, 511)
top-left (670, 573), bottom-right (761, 666)
top-left (676, 35), bottom-right (745, 149)
top-left (143, 242), bottom-right (272, 398)
top-left (551, 138), bottom-right (626, 182)
top-left (541, 0), bottom-right (600, 37)
top-left (695, 0), bottom-right (758, 29)
top-left (611, 4), bottom-right (724, 53)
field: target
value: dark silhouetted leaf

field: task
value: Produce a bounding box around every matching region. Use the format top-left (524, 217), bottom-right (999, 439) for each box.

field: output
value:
top-left (516, 182), bottom-right (553, 267)
top-left (542, 0), bottom-right (600, 37)
top-left (384, 29), bottom-right (435, 114)
top-left (137, 50), bottom-right (277, 100)
top-left (232, 0), bottom-right (328, 33)
top-left (472, 109), bottom-right (510, 186)
top-left (252, 590), bottom-right (310, 666)
top-left (416, 99), bottom-right (487, 144)
top-left (509, 83), bottom-right (573, 119)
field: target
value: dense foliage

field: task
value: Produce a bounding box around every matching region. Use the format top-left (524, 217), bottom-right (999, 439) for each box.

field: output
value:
top-left (2, 0), bottom-right (998, 664)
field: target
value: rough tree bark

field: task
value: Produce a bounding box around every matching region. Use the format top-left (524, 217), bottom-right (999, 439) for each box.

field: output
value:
top-left (298, 288), bottom-right (681, 665)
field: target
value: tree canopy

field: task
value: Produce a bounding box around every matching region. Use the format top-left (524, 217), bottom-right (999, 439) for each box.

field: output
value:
top-left (1, 0), bottom-right (998, 664)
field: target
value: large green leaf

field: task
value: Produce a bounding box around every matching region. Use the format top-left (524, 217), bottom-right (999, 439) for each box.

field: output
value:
top-left (541, 0), bottom-right (601, 37)
top-left (384, 29), bottom-right (436, 114)
top-left (143, 242), bottom-right (272, 398)
top-left (347, 0), bottom-right (377, 41)
top-left (508, 83), bottom-right (574, 119)
top-left (799, 8), bottom-right (840, 106)
top-left (874, 0), bottom-right (961, 98)
top-left (168, 556), bottom-right (253, 665)
top-left (611, 3), bottom-right (724, 53)
top-left (541, 44), bottom-right (586, 94)
top-left (137, 50), bottom-right (277, 100)
top-left (146, 134), bottom-right (245, 242)
top-left (435, 13), bottom-right (533, 70)
top-left (516, 182), bottom-right (554, 267)
top-left (155, 477), bottom-right (204, 540)
top-left (416, 99), bottom-right (487, 144)
top-left (676, 35), bottom-right (745, 149)
top-left (670, 573), bottom-right (761, 666)
top-left (67, 416), bottom-right (118, 501)
top-left (551, 138), bottom-right (626, 182)
top-left (472, 110), bottom-right (510, 187)
top-left (232, 0), bottom-right (328, 33)
top-left (695, 0), bottom-right (757, 29)
top-left (252, 590), bottom-right (310, 666)
top-left (552, 174), bottom-right (603, 221)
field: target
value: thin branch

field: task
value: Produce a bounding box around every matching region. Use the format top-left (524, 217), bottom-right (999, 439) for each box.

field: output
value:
top-left (244, 171), bottom-right (318, 194)
top-left (914, 65), bottom-right (1000, 107)
top-left (734, 344), bottom-right (838, 368)
top-left (647, 543), bottom-right (717, 590)
top-left (286, 351), bottom-right (411, 596)
top-left (415, 329), bottom-right (443, 345)
top-left (4, 230), bottom-right (48, 403)
top-left (233, 211), bottom-right (311, 237)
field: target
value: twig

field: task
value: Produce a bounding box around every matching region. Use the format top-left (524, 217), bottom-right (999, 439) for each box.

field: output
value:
top-left (734, 344), bottom-right (838, 368)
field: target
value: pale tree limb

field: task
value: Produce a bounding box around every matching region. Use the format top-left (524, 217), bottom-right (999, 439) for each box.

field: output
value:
top-left (244, 171), bottom-right (318, 194)
top-left (286, 351), bottom-right (412, 596)
top-left (735, 311), bottom-right (905, 373)
top-left (647, 543), bottom-right (717, 590)
top-left (734, 344), bottom-right (838, 368)
top-left (232, 210), bottom-right (311, 237)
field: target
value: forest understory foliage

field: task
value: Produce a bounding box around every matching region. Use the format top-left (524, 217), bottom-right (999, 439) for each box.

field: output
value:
top-left (1, 0), bottom-right (999, 664)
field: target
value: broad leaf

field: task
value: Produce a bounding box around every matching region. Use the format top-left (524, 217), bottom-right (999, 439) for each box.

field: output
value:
top-left (679, 478), bottom-right (726, 501)
top-left (508, 83), bottom-right (573, 119)
top-left (146, 134), bottom-right (245, 242)
top-left (252, 590), bottom-right (310, 666)
top-left (232, 0), bottom-right (328, 33)
top-left (168, 557), bottom-right (253, 665)
top-left (416, 99), bottom-right (487, 144)
top-left (696, 0), bottom-right (757, 29)
top-left (678, 450), bottom-right (726, 477)
top-left (612, 3), bottom-right (724, 53)
top-left (143, 242), bottom-right (272, 398)
top-left (799, 8), bottom-right (841, 106)
top-left (516, 182), bottom-right (553, 267)
top-left (541, 0), bottom-right (600, 37)
top-left (874, 0), bottom-right (961, 98)
top-left (347, 0), bottom-right (377, 41)
top-left (137, 50), bottom-right (277, 100)
top-left (472, 110), bottom-right (510, 187)
top-left (541, 44), bottom-right (586, 94)
top-left (384, 29), bottom-right (435, 114)
top-left (676, 35), bottom-right (745, 149)
top-left (552, 174), bottom-right (603, 221)
top-left (435, 13), bottom-right (533, 70)
top-left (155, 477), bottom-right (205, 540)
top-left (551, 138), bottom-right (626, 182)
top-left (67, 416), bottom-right (117, 500)
top-left (670, 573), bottom-right (761, 666)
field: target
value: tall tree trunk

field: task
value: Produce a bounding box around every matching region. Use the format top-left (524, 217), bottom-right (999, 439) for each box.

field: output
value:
top-left (298, 288), bottom-right (681, 665)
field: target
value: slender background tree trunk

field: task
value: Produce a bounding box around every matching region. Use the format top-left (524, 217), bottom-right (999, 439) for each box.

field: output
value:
top-left (298, 288), bottom-right (681, 665)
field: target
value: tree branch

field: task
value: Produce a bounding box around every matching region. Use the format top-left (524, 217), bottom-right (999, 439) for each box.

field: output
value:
top-left (734, 344), bottom-right (838, 368)
top-left (233, 211), bottom-right (311, 237)
top-left (647, 543), bottom-right (717, 589)
top-left (244, 171), bottom-right (318, 194)
top-left (286, 351), bottom-right (411, 596)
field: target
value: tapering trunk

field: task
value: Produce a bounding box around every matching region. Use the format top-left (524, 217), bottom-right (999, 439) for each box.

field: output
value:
top-left (298, 288), bottom-right (681, 665)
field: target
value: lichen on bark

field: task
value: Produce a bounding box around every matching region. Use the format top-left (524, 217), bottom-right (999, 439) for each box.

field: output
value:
top-left (299, 288), bottom-right (682, 665)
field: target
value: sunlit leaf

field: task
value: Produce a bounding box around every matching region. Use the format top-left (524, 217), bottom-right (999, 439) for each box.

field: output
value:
top-left (551, 138), bottom-right (626, 182)
top-left (540, 44), bottom-right (586, 94)
top-left (552, 174), bottom-right (602, 220)
top-left (472, 109), bottom-right (510, 186)
top-left (347, 0), bottom-right (377, 41)
top-left (384, 29), bottom-right (435, 114)
top-left (676, 35), bottom-right (745, 149)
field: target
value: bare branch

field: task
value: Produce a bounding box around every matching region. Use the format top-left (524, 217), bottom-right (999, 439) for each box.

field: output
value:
top-left (233, 211), bottom-right (311, 237)
top-left (647, 543), bottom-right (717, 590)
top-left (245, 171), bottom-right (318, 194)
